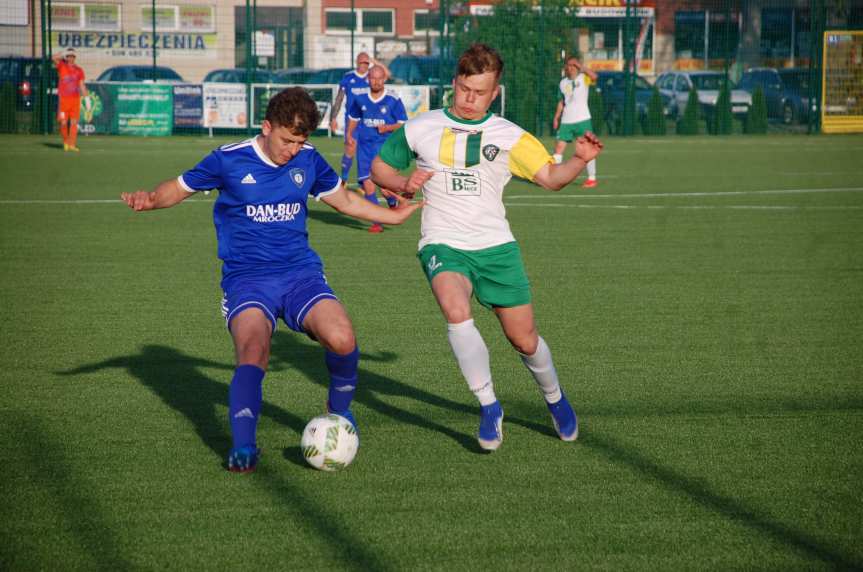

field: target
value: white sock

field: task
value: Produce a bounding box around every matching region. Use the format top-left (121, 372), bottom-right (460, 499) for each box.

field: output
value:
top-left (587, 159), bottom-right (596, 180)
top-left (447, 319), bottom-right (496, 405)
top-left (552, 153), bottom-right (563, 164)
top-left (520, 336), bottom-right (562, 404)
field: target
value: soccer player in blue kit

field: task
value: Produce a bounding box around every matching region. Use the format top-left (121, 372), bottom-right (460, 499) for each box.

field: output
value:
top-left (329, 52), bottom-right (389, 185)
top-left (346, 64), bottom-right (408, 233)
top-left (121, 87), bottom-right (423, 472)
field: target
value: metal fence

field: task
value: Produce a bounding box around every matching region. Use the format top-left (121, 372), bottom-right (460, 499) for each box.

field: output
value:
top-left (1, 0), bottom-right (861, 137)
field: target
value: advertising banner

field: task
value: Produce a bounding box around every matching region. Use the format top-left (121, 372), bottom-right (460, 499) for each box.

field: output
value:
top-left (115, 84), bottom-right (173, 135)
top-left (203, 83), bottom-right (247, 128)
top-left (327, 85), bottom-right (430, 135)
top-left (173, 84), bottom-right (203, 128)
top-left (251, 84), bottom-right (334, 130)
top-left (78, 83), bottom-right (116, 135)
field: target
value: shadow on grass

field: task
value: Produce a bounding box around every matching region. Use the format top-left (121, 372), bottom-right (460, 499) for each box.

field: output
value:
top-left (307, 207), bottom-right (368, 231)
top-left (41, 142), bottom-right (64, 150)
top-left (0, 415), bottom-right (133, 569)
top-left (582, 430), bottom-right (861, 569)
top-left (57, 344), bottom-right (392, 571)
top-left (268, 331), bottom-right (484, 453)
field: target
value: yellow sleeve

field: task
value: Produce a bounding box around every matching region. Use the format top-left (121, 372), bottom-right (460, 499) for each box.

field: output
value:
top-left (509, 132), bottom-right (553, 182)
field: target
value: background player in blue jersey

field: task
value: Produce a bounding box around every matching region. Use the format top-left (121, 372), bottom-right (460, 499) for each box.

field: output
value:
top-left (329, 52), bottom-right (389, 185)
top-left (346, 65), bottom-right (408, 233)
top-left (120, 87), bottom-right (423, 473)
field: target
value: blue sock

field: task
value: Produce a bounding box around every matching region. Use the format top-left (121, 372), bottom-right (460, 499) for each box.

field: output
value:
top-left (228, 364), bottom-right (265, 449)
top-left (326, 346), bottom-right (359, 413)
top-left (364, 191), bottom-right (380, 206)
top-left (340, 154), bottom-right (353, 182)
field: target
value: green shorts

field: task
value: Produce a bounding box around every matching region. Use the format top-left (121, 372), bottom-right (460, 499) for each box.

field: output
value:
top-left (556, 119), bottom-right (593, 142)
top-left (417, 242), bottom-right (531, 309)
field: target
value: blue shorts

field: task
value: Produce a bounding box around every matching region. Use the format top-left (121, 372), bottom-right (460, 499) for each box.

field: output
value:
top-left (356, 138), bottom-right (385, 183)
top-left (221, 269), bottom-right (338, 335)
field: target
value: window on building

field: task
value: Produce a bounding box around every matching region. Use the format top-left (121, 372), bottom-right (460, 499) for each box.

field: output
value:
top-left (325, 9), bottom-right (393, 35)
top-left (761, 8), bottom-right (792, 58)
top-left (414, 10), bottom-right (439, 34)
top-left (325, 9), bottom-right (354, 33)
top-left (675, 11), bottom-right (705, 60)
top-left (361, 10), bottom-right (393, 34)
top-left (586, 18), bottom-right (621, 62)
top-left (52, 2), bottom-right (121, 31)
top-left (707, 12), bottom-right (739, 60)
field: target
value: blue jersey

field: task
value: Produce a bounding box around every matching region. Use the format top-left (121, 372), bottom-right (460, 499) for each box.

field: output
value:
top-left (178, 137), bottom-right (341, 279)
top-left (347, 90), bottom-right (408, 146)
top-left (338, 70), bottom-right (369, 120)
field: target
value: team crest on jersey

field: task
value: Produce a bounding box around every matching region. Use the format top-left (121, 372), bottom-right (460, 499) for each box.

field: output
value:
top-left (482, 144), bottom-right (500, 162)
top-left (380, 106), bottom-right (387, 114)
top-left (289, 168), bottom-right (305, 187)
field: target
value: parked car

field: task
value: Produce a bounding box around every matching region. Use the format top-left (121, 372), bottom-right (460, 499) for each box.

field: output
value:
top-left (97, 65), bottom-right (184, 83)
top-left (738, 67), bottom-right (813, 124)
top-left (593, 71), bottom-right (672, 130)
top-left (273, 67), bottom-right (316, 84)
top-left (306, 67), bottom-right (353, 85)
top-left (0, 56), bottom-right (55, 110)
top-left (202, 68), bottom-right (280, 84)
top-left (655, 70), bottom-right (752, 120)
top-left (388, 55), bottom-right (455, 86)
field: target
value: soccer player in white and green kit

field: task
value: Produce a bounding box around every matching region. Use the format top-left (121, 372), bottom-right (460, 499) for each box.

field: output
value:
top-left (552, 56), bottom-right (599, 188)
top-left (371, 44), bottom-right (603, 451)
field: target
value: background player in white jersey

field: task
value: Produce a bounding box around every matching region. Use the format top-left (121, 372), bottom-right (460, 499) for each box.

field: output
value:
top-left (371, 44), bottom-right (602, 451)
top-left (121, 88), bottom-right (422, 472)
top-left (552, 56), bottom-right (599, 188)
top-left (346, 65), bottom-right (408, 233)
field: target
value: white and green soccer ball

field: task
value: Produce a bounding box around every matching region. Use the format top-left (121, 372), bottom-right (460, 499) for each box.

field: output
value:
top-left (300, 414), bottom-right (358, 471)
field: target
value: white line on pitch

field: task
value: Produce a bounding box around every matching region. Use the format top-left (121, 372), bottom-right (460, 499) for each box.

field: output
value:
top-left (505, 203), bottom-right (863, 210)
top-left (507, 187), bottom-right (863, 199)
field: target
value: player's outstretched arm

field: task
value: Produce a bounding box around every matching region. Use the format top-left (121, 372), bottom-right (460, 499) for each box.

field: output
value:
top-left (121, 178), bottom-right (194, 212)
top-left (532, 132), bottom-right (603, 191)
top-left (370, 157), bottom-right (433, 200)
top-left (321, 185), bottom-right (423, 225)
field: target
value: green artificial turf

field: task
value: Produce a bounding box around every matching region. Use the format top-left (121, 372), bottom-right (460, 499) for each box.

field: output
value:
top-left (0, 133), bottom-right (861, 570)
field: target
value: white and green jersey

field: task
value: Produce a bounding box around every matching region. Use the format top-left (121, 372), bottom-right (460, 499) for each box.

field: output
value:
top-left (378, 108), bottom-right (553, 251)
top-left (559, 73), bottom-right (592, 124)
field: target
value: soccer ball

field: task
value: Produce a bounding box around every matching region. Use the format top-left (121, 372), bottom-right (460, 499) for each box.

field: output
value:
top-left (300, 414), bottom-right (359, 471)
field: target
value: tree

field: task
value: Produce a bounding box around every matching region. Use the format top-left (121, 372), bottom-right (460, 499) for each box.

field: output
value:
top-left (453, 0), bottom-right (579, 133)
top-left (641, 85), bottom-right (667, 135)
top-left (0, 83), bottom-right (18, 133)
top-left (744, 85), bottom-right (768, 134)
top-left (676, 87), bottom-right (700, 135)
top-left (709, 79), bottom-right (734, 135)
top-left (588, 85), bottom-right (606, 136)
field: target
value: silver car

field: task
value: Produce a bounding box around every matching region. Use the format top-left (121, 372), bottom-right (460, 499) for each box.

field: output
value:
top-left (656, 71), bottom-right (752, 119)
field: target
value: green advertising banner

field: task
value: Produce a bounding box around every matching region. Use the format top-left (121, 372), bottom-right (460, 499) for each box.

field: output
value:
top-left (115, 84), bottom-right (173, 135)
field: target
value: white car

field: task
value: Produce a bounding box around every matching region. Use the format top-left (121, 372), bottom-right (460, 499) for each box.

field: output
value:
top-left (656, 71), bottom-right (752, 119)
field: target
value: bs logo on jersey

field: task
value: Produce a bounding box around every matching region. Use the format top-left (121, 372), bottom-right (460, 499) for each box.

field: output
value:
top-left (444, 168), bottom-right (481, 196)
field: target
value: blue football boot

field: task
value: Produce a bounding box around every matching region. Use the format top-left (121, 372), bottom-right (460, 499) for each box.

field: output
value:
top-left (227, 445), bottom-right (260, 473)
top-left (478, 401), bottom-right (504, 451)
top-left (327, 403), bottom-right (359, 438)
top-left (547, 393), bottom-right (578, 441)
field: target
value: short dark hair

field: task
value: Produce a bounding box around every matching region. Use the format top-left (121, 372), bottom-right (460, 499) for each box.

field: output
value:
top-left (265, 87), bottom-right (319, 135)
top-left (456, 43), bottom-right (504, 80)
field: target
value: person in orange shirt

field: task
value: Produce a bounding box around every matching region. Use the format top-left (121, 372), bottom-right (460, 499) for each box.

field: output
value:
top-left (52, 48), bottom-right (88, 152)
